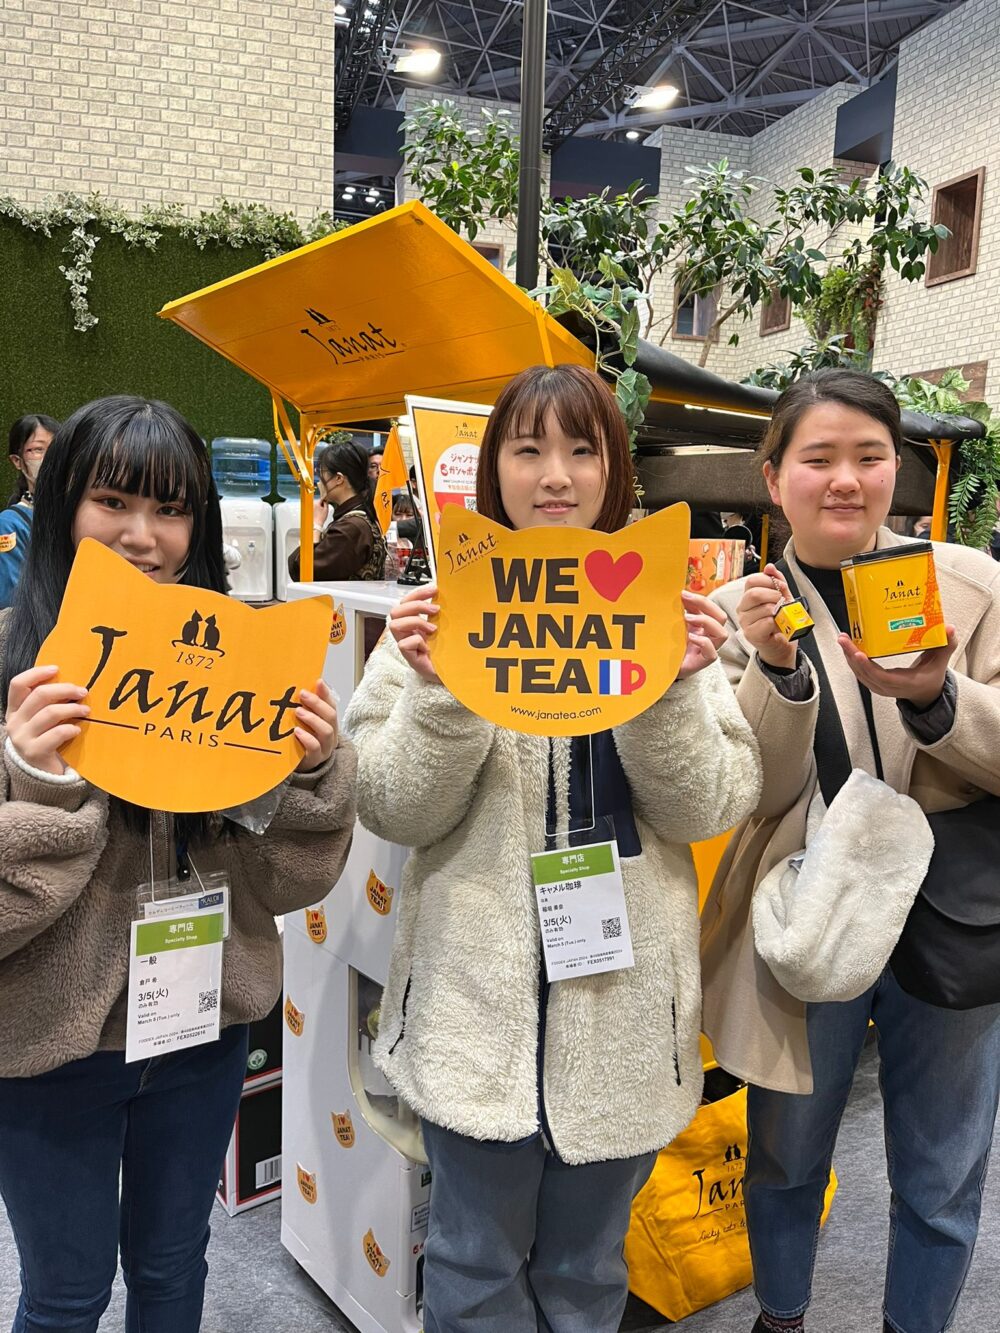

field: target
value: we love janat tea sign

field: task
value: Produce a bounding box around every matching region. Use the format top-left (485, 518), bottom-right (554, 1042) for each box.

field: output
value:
top-left (38, 540), bottom-right (333, 811)
top-left (430, 504), bottom-right (690, 737)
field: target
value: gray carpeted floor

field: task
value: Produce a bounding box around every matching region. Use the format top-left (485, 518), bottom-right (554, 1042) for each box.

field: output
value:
top-left (2, 1043), bottom-right (997, 1331)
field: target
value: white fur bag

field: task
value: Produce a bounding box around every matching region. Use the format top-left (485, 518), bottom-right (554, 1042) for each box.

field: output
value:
top-left (752, 769), bottom-right (935, 1004)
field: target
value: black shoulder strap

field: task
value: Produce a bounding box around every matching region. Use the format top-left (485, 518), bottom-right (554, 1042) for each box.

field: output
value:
top-left (776, 557), bottom-right (854, 806)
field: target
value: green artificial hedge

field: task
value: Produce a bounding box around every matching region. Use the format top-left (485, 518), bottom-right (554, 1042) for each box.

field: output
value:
top-left (0, 217), bottom-right (282, 503)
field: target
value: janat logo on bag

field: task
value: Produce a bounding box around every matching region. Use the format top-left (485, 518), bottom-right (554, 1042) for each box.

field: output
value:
top-left (691, 1139), bottom-right (746, 1227)
top-left (363, 1228), bottom-right (391, 1277)
top-left (304, 907), bottom-right (328, 943)
top-left (297, 1165), bottom-right (318, 1204)
top-left (284, 996), bottom-right (305, 1037)
top-left (37, 540), bottom-right (331, 812)
top-left (329, 603), bottom-right (347, 644)
top-left (429, 504), bottom-right (690, 737)
top-left (366, 869), bottom-right (394, 916)
top-left (332, 1111), bottom-right (356, 1148)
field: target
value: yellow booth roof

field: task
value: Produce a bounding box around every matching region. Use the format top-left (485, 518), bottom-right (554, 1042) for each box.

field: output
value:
top-left (158, 200), bottom-right (595, 424)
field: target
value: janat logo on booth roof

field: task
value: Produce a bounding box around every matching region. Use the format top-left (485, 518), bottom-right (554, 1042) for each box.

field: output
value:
top-left (429, 504), bottom-right (691, 738)
top-left (36, 540), bottom-right (331, 813)
top-left (299, 307), bottom-right (403, 368)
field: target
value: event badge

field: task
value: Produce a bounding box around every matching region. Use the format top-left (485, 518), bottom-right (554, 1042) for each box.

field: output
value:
top-left (126, 906), bottom-right (224, 1063)
top-left (531, 740), bottom-right (634, 982)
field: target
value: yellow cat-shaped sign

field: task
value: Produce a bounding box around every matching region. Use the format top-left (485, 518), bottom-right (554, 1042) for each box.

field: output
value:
top-left (430, 503), bottom-right (690, 736)
top-left (37, 540), bottom-right (332, 812)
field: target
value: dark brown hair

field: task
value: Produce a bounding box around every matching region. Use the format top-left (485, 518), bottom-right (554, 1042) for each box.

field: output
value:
top-left (760, 370), bottom-right (902, 471)
top-left (476, 364), bottom-right (634, 532)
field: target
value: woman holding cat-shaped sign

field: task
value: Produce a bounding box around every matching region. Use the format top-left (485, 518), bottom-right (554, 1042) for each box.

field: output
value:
top-left (0, 396), bottom-right (357, 1332)
top-left (346, 363), bottom-right (762, 1333)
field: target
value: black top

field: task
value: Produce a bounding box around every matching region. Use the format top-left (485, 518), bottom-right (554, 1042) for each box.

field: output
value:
top-left (797, 559), bottom-right (884, 780)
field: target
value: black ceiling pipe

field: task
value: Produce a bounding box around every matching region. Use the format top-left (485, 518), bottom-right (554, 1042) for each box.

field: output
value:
top-left (516, 0), bottom-right (548, 291)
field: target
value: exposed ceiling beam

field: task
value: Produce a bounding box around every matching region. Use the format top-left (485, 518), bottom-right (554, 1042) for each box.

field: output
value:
top-left (579, 85), bottom-right (822, 135)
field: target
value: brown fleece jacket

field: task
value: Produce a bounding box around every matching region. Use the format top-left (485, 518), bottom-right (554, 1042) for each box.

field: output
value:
top-left (0, 715), bottom-right (356, 1078)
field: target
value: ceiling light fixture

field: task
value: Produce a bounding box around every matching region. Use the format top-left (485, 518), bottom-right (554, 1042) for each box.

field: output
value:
top-left (625, 129), bottom-right (641, 141)
top-left (394, 47), bottom-right (442, 75)
top-left (633, 84), bottom-right (679, 110)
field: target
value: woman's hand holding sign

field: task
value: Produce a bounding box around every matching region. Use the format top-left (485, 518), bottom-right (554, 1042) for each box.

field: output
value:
top-left (5, 665), bottom-right (89, 776)
top-left (736, 563), bottom-right (798, 670)
top-left (294, 680), bottom-right (339, 772)
top-left (677, 592), bottom-right (729, 680)
top-left (390, 584), bottom-right (442, 685)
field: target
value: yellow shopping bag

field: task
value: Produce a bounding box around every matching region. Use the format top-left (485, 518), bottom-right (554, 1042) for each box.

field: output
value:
top-left (626, 1085), bottom-right (837, 1320)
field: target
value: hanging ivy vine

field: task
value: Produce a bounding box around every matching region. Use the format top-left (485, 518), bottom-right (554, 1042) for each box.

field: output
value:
top-left (0, 192), bottom-right (347, 333)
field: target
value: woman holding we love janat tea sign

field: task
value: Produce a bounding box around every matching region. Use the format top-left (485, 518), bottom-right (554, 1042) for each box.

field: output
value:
top-left (0, 396), bottom-right (357, 1332)
top-left (346, 363), bottom-right (762, 1333)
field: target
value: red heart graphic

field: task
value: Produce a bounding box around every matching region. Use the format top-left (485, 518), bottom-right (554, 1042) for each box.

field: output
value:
top-left (584, 549), bottom-right (643, 602)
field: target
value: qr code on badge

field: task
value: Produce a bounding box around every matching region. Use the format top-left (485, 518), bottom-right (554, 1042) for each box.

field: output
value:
top-left (602, 917), bottom-right (622, 940)
top-left (198, 989), bottom-right (218, 1015)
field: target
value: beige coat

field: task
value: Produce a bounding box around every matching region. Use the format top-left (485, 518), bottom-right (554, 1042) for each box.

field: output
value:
top-left (701, 529), bottom-right (1000, 1094)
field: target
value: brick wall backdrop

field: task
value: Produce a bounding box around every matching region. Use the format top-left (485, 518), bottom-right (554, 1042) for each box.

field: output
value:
top-left (875, 0), bottom-right (1000, 401)
top-left (648, 84), bottom-right (860, 382)
top-left (1, 0), bottom-right (334, 217)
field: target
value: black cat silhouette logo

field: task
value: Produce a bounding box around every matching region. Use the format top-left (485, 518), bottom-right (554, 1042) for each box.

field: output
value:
top-left (172, 609), bottom-right (226, 657)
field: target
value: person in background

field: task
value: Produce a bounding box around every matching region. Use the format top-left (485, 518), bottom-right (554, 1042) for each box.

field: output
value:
top-left (288, 439), bottom-right (386, 582)
top-left (367, 447), bottom-right (384, 485)
top-left (1, 414), bottom-right (60, 609)
top-left (911, 514), bottom-right (933, 539)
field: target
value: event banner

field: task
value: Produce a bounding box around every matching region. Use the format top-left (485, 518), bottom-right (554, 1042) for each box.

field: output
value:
top-left (406, 394), bottom-right (491, 576)
top-left (38, 540), bottom-right (332, 811)
top-left (429, 503), bottom-right (691, 737)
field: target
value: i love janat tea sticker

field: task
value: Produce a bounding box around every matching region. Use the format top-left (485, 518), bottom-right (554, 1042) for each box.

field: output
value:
top-left (37, 540), bottom-right (332, 812)
top-left (430, 504), bottom-right (690, 737)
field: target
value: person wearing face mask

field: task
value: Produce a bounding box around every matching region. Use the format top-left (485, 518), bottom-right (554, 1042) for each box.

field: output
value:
top-left (0, 414), bottom-right (60, 608)
top-left (0, 395), bottom-right (357, 1331)
top-left (344, 364), bottom-right (763, 1333)
top-left (288, 438), bottom-right (387, 582)
top-left (701, 371), bottom-right (1000, 1333)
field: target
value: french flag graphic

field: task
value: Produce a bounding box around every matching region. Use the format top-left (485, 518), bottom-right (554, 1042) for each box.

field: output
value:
top-left (598, 659), bottom-right (647, 696)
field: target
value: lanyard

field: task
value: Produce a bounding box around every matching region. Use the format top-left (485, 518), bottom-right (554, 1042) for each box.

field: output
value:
top-left (146, 815), bottom-right (207, 903)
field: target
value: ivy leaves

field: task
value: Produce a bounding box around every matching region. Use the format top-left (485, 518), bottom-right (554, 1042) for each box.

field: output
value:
top-left (0, 192), bottom-right (346, 332)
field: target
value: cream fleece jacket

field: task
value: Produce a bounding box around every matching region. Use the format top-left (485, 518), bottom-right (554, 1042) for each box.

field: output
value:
top-left (346, 634), bottom-right (762, 1165)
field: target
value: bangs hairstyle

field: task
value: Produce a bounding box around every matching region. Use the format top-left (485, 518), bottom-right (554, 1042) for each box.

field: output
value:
top-left (476, 364), bottom-right (634, 532)
top-left (760, 369), bottom-right (903, 472)
top-left (1, 396), bottom-right (228, 841)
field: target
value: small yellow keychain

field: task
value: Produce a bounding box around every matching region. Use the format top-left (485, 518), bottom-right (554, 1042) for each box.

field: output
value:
top-left (773, 597), bottom-right (815, 642)
top-left (770, 570), bottom-right (815, 643)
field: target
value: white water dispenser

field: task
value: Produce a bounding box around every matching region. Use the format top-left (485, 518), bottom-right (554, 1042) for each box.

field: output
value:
top-left (211, 436), bottom-right (274, 602)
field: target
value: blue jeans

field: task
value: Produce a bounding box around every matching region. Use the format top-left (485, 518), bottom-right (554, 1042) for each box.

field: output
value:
top-left (421, 1119), bottom-right (656, 1333)
top-left (746, 968), bottom-right (1000, 1333)
top-left (0, 1024), bottom-right (248, 1333)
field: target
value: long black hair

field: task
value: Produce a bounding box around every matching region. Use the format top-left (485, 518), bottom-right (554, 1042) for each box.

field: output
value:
top-left (316, 439), bottom-right (380, 526)
top-left (2, 396), bottom-right (228, 841)
top-left (7, 413), bottom-right (60, 505)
